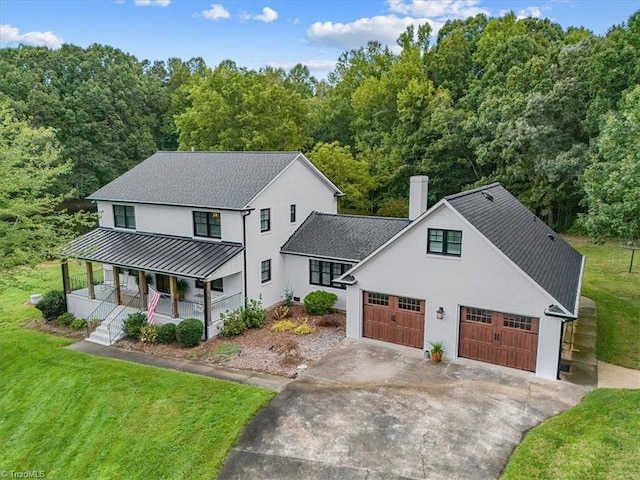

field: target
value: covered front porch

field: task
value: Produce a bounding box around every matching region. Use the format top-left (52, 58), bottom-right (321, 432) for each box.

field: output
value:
top-left (60, 228), bottom-right (246, 343)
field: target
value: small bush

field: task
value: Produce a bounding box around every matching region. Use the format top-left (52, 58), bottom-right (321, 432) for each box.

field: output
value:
top-left (272, 305), bottom-right (290, 321)
top-left (294, 319), bottom-right (316, 335)
top-left (283, 282), bottom-right (295, 307)
top-left (57, 312), bottom-right (76, 327)
top-left (242, 298), bottom-right (267, 328)
top-left (176, 318), bottom-right (204, 347)
top-left (71, 318), bottom-right (87, 330)
top-left (271, 319), bottom-right (297, 332)
top-left (35, 290), bottom-right (66, 321)
top-left (315, 316), bottom-right (342, 328)
top-left (276, 340), bottom-right (299, 355)
top-left (303, 290), bottom-right (338, 316)
top-left (215, 342), bottom-right (242, 356)
top-left (123, 312), bottom-right (148, 340)
top-left (220, 308), bottom-right (247, 337)
top-left (157, 323), bottom-right (177, 344)
top-left (140, 324), bottom-right (158, 343)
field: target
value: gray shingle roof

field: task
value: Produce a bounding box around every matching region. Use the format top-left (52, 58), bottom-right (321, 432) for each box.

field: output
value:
top-left (87, 151), bottom-right (338, 209)
top-left (281, 212), bottom-right (410, 262)
top-left (59, 228), bottom-right (244, 279)
top-left (446, 183), bottom-right (584, 315)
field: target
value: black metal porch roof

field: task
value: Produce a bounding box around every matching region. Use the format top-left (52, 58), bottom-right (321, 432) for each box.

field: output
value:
top-left (59, 228), bottom-right (244, 279)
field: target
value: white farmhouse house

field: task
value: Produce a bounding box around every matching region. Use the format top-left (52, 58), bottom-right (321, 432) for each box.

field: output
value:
top-left (60, 151), bottom-right (583, 380)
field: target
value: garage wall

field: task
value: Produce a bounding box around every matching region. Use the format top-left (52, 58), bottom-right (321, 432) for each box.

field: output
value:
top-left (345, 203), bottom-right (562, 380)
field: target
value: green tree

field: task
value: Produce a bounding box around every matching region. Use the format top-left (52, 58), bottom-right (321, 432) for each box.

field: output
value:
top-left (0, 102), bottom-right (94, 270)
top-left (580, 86), bottom-right (640, 239)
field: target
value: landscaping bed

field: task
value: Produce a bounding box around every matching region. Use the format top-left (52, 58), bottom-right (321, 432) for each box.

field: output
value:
top-left (117, 303), bottom-right (345, 377)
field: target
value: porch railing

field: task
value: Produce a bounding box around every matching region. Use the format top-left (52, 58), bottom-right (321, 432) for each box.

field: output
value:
top-left (86, 290), bottom-right (117, 324)
top-left (107, 292), bottom-right (142, 344)
top-left (211, 292), bottom-right (243, 324)
top-left (69, 270), bottom-right (104, 292)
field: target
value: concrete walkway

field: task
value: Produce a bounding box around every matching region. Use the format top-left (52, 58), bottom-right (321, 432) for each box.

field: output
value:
top-left (66, 340), bottom-right (292, 392)
top-left (598, 361), bottom-right (640, 389)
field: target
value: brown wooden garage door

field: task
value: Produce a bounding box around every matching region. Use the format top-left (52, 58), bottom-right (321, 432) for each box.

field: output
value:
top-left (363, 292), bottom-right (425, 348)
top-left (459, 306), bottom-right (538, 372)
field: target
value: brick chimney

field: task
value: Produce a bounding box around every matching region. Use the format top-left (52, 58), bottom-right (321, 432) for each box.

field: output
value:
top-left (409, 176), bottom-right (429, 220)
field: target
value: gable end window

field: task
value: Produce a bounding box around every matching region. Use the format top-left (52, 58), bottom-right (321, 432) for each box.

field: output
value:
top-left (427, 228), bottom-right (462, 256)
top-left (261, 259), bottom-right (272, 283)
top-left (309, 259), bottom-right (353, 290)
top-left (113, 205), bottom-right (136, 229)
top-left (260, 208), bottom-right (271, 232)
top-left (193, 211), bottom-right (221, 239)
top-left (290, 204), bottom-right (296, 223)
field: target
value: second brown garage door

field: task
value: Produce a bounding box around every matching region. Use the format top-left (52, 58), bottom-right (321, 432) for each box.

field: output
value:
top-left (459, 306), bottom-right (539, 372)
top-left (363, 292), bottom-right (425, 348)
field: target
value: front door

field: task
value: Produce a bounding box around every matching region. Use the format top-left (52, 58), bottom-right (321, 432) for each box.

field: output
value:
top-left (156, 274), bottom-right (171, 294)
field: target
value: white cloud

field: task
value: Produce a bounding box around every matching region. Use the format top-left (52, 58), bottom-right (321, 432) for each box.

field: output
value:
top-left (134, 0), bottom-right (170, 6)
top-left (307, 15), bottom-right (441, 51)
top-left (0, 24), bottom-right (63, 49)
top-left (202, 4), bottom-right (230, 20)
top-left (387, 0), bottom-right (487, 18)
top-left (500, 6), bottom-right (544, 19)
top-left (267, 59), bottom-right (337, 71)
top-left (243, 7), bottom-right (279, 23)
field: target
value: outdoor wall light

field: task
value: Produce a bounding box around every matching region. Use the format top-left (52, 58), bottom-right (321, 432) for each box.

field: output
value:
top-left (436, 306), bottom-right (445, 320)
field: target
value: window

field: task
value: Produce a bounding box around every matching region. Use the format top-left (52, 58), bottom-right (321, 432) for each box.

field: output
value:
top-left (113, 205), bottom-right (135, 229)
top-left (193, 211), bottom-right (221, 238)
top-left (427, 229), bottom-right (462, 256)
top-left (260, 208), bottom-right (271, 232)
top-left (367, 292), bottom-right (389, 306)
top-left (261, 259), bottom-right (271, 283)
top-left (195, 278), bottom-right (224, 292)
top-left (504, 314), bottom-right (533, 331)
top-left (466, 307), bottom-right (492, 324)
top-left (290, 204), bottom-right (296, 223)
top-left (310, 260), bottom-right (353, 289)
top-left (398, 297), bottom-right (421, 312)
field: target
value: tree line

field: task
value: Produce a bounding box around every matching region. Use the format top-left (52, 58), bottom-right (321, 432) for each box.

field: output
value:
top-left (1, 11), bottom-right (639, 270)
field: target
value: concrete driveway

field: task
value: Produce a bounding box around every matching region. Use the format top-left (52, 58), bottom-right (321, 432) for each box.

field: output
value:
top-left (220, 338), bottom-right (590, 480)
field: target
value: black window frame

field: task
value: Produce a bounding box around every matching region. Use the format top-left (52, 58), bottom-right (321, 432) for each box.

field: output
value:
top-left (113, 205), bottom-right (136, 229)
top-left (427, 228), bottom-right (462, 256)
top-left (309, 259), bottom-right (352, 290)
top-left (260, 208), bottom-right (271, 232)
top-left (195, 278), bottom-right (223, 292)
top-left (193, 211), bottom-right (221, 239)
top-left (261, 259), bottom-right (271, 284)
top-left (290, 204), bottom-right (296, 223)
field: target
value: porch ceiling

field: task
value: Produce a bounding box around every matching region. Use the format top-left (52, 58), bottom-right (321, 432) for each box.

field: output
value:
top-left (60, 228), bottom-right (244, 279)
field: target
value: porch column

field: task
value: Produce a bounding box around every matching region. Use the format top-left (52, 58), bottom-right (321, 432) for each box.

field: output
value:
top-left (204, 281), bottom-right (212, 340)
top-left (113, 266), bottom-right (122, 305)
top-left (138, 271), bottom-right (148, 310)
top-left (61, 261), bottom-right (71, 294)
top-left (170, 276), bottom-right (179, 318)
top-left (86, 261), bottom-right (95, 300)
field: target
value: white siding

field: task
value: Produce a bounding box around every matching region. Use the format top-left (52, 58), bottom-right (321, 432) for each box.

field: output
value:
top-left (282, 254), bottom-right (349, 310)
top-left (345, 203), bottom-right (562, 380)
top-left (245, 159), bottom-right (338, 307)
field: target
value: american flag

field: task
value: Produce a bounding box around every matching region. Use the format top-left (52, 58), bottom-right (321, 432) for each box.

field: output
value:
top-left (147, 291), bottom-right (161, 324)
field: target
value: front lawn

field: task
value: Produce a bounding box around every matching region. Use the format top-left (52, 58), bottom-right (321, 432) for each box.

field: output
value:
top-left (0, 263), bottom-right (274, 479)
top-left (569, 237), bottom-right (640, 369)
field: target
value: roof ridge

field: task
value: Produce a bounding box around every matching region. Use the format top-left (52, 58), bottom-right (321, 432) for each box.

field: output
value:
top-left (154, 150), bottom-right (301, 154)
top-left (314, 212), bottom-right (410, 222)
top-left (444, 182), bottom-right (502, 201)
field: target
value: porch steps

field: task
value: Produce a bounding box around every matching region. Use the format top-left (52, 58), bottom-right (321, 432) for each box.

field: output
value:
top-left (87, 306), bottom-right (127, 346)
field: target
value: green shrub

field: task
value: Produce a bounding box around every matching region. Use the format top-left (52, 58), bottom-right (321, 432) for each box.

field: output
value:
top-left (271, 319), bottom-right (297, 332)
top-left (35, 290), bottom-right (66, 321)
top-left (294, 319), bottom-right (316, 335)
top-left (157, 323), bottom-right (177, 344)
top-left (220, 309), bottom-right (247, 337)
top-left (123, 312), bottom-right (148, 340)
top-left (176, 318), bottom-right (204, 347)
top-left (242, 298), bottom-right (267, 328)
top-left (57, 312), bottom-right (76, 327)
top-left (303, 290), bottom-right (338, 315)
top-left (283, 282), bottom-right (295, 307)
top-left (71, 318), bottom-right (87, 330)
top-left (140, 325), bottom-right (158, 343)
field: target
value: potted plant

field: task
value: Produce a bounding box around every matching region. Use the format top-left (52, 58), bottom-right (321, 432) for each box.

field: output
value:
top-left (428, 341), bottom-right (445, 363)
top-left (176, 279), bottom-right (190, 300)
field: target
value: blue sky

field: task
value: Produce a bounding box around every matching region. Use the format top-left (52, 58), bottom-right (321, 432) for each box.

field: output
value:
top-left (1, 1), bottom-right (639, 77)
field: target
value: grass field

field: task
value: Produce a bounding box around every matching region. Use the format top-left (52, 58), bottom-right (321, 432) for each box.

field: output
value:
top-left (569, 237), bottom-right (640, 369)
top-left (502, 238), bottom-right (640, 479)
top-left (0, 262), bottom-right (274, 479)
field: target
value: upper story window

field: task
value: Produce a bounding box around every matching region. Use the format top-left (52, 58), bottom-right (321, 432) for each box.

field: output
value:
top-left (113, 205), bottom-right (136, 229)
top-left (290, 204), bottom-right (296, 223)
top-left (193, 211), bottom-right (221, 239)
top-left (427, 228), bottom-right (462, 256)
top-left (309, 259), bottom-right (353, 290)
top-left (260, 208), bottom-right (271, 232)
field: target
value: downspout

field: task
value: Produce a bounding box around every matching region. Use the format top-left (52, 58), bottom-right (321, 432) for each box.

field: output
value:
top-left (241, 210), bottom-right (251, 308)
top-left (546, 305), bottom-right (578, 380)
